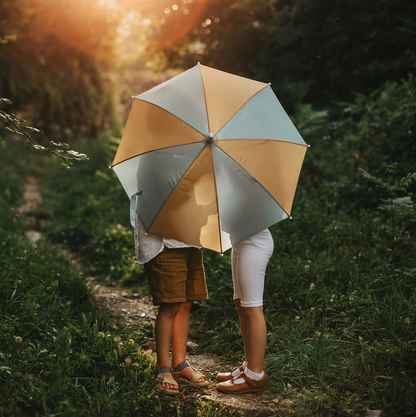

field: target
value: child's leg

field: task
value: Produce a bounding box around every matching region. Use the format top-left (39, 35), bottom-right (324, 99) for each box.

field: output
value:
top-left (171, 301), bottom-right (206, 383)
top-left (155, 302), bottom-right (181, 390)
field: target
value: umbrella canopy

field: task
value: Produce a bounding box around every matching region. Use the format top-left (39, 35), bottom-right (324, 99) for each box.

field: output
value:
top-left (111, 63), bottom-right (308, 253)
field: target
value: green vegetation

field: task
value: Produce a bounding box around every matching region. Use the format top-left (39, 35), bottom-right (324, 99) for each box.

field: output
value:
top-left (2, 76), bottom-right (414, 416)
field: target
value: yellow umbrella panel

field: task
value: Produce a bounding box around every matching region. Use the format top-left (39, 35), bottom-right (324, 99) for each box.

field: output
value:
top-left (111, 64), bottom-right (308, 253)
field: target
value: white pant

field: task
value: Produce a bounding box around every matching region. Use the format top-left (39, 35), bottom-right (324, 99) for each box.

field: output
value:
top-left (232, 229), bottom-right (274, 307)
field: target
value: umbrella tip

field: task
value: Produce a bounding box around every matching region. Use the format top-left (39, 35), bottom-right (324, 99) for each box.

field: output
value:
top-left (108, 166), bottom-right (112, 169)
top-left (269, 82), bottom-right (271, 85)
top-left (290, 216), bottom-right (293, 220)
top-left (308, 144), bottom-right (311, 148)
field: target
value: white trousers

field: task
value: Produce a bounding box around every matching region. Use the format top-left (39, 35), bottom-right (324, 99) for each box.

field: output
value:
top-left (232, 229), bottom-right (274, 307)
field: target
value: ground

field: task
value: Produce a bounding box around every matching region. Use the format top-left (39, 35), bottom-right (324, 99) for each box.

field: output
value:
top-left (90, 280), bottom-right (282, 415)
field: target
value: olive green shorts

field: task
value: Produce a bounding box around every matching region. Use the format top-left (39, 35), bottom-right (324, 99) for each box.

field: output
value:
top-left (144, 247), bottom-right (208, 306)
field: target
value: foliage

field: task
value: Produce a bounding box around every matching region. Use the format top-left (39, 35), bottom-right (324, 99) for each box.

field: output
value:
top-left (0, 97), bottom-right (89, 169)
top-left (147, 0), bottom-right (416, 111)
top-left (0, 0), bottom-right (120, 135)
top-left (34, 135), bottom-right (145, 285)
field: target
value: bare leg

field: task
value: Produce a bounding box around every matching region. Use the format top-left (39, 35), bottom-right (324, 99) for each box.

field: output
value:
top-left (155, 302), bottom-right (181, 390)
top-left (234, 298), bottom-right (250, 364)
top-left (171, 301), bottom-right (206, 382)
top-left (240, 305), bottom-right (267, 374)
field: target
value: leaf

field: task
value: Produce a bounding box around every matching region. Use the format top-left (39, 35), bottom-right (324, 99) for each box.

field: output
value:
top-left (5, 126), bottom-right (24, 136)
top-left (25, 126), bottom-right (43, 133)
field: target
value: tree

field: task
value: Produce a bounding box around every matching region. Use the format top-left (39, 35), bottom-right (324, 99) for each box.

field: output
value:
top-left (141, 0), bottom-right (416, 110)
top-left (0, 0), bottom-right (121, 135)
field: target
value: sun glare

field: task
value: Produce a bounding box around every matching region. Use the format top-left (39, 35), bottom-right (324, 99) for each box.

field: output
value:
top-left (26, 0), bottom-right (212, 60)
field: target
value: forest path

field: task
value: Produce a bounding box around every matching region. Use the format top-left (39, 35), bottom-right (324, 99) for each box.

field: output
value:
top-left (20, 175), bottom-right (282, 416)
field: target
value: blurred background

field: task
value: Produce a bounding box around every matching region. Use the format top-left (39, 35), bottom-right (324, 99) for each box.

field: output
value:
top-left (1, 0), bottom-right (414, 137)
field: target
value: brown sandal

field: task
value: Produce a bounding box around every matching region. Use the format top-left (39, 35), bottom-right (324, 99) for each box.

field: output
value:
top-left (216, 365), bottom-right (244, 382)
top-left (217, 371), bottom-right (268, 394)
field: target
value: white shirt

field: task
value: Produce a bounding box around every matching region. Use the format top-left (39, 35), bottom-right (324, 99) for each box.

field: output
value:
top-left (134, 213), bottom-right (200, 264)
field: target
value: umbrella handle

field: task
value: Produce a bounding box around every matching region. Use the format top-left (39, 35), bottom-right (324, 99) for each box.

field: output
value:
top-left (129, 191), bottom-right (142, 229)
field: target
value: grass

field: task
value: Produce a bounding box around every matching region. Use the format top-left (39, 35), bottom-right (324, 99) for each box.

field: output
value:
top-left (1, 77), bottom-right (416, 416)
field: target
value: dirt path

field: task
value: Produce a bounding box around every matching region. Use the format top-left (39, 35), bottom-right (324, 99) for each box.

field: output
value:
top-left (89, 278), bottom-right (281, 415)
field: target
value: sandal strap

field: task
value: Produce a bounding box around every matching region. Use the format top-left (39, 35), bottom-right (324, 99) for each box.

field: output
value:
top-left (190, 370), bottom-right (204, 383)
top-left (157, 377), bottom-right (178, 387)
top-left (175, 360), bottom-right (190, 372)
top-left (154, 366), bottom-right (173, 378)
top-left (238, 372), bottom-right (264, 388)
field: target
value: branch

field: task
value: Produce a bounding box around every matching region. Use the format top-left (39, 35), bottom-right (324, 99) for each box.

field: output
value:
top-left (0, 98), bottom-right (88, 169)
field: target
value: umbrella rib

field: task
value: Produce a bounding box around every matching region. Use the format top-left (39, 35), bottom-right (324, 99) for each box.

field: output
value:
top-left (209, 144), bottom-right (224, 253)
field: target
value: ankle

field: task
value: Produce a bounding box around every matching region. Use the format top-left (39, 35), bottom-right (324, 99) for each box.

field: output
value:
top-left (245, 367), bottom-right (264, 380)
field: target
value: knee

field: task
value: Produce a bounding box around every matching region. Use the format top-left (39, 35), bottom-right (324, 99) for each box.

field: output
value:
top-left (180, 300), bottom-right (193, 313)
top-left (241, 305), bottom-right (264, 321)
top-left (159, 302), bottom-right (182, 318)
top-left (234, 298), bottom-right (242, 313)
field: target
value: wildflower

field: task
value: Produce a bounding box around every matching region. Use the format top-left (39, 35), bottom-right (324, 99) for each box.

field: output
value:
top-left (125, 357), bottom-right (132, 367)
top-left (128, 339), bottom-right (135, 346)
top-left (405, 318), bottom-right (410, 325)
top-left (80, 352), bottom-right (86, 360)
top-left (50, 353), bottom-right (56, 358)
top-left (358, 336), bottom-right (363, 343)
top-left (310, 307), bottom-right (315, 311)
top-left (309, 283), bottom-right (315, 290)
top-left (118, 342), bottom-right (124, 349)
top-left (98, 332), bottom-right (105, 338)
top-left (67, 339), bottom-right (71, 344)
top-left (114, 335), bottom-right (121, 345)
top-left (287, 383), bottom-right (292, 389)
top-left (304, 265), bottom-right (310, 270)
top-left (15, 336), bottom-right (22, 343)
top-left (295, 316), bottom-right (300, 321)
top-left (108, 376), bottom-right (115, 384)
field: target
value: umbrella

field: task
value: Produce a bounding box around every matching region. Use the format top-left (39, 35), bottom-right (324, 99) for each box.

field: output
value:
top-left (111, 63), bottom-right (308, 253)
